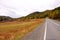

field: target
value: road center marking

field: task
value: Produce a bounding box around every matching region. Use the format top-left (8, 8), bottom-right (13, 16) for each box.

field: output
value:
top-left (44, 19), bottom-right (47, 40)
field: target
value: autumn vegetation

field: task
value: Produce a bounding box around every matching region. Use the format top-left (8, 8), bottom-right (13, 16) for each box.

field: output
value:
top-left (0, 19), bottom-right (44, 40)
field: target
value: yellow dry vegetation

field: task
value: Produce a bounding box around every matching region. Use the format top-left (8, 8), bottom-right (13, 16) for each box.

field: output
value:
top-left (0, 19), bottom-right (44, 40)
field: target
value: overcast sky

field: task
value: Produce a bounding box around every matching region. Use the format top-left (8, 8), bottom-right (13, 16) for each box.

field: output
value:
top-left (0, 0), bottom-right (60, 18)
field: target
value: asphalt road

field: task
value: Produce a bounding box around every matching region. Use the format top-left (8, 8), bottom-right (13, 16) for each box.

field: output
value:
top-left (46, 19), bottom-right (60, 40)
top-left (21, 19), bottom-right (60, 40)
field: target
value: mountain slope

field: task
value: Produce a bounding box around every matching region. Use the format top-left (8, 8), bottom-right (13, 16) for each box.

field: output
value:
top-left (0, 16), bottom-right (12, 22)
top-left (19, 7), bottom-right (60, 19)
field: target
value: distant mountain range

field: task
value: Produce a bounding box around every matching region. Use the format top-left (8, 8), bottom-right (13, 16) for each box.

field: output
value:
top-left (0, 16), bottom-right (12, 22)
top-left (0, 7), bottom-right (60, 22)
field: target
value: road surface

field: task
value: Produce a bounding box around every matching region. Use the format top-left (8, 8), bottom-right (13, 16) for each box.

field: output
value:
top-left (21, 19), bottom-right (60, 40)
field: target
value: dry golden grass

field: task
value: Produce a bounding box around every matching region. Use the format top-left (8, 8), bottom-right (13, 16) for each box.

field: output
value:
top-left (0, 19), bottom-right (44, 40)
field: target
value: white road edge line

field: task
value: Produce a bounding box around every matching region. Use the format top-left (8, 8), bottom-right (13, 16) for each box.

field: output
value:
top-left (44, 19), bottom-right (47, 40)
top-left (49, 20), bottom-right (60, 26)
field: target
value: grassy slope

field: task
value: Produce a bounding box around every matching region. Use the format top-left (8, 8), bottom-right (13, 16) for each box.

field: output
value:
top-left (0, 19), bottom-right (44, 40)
